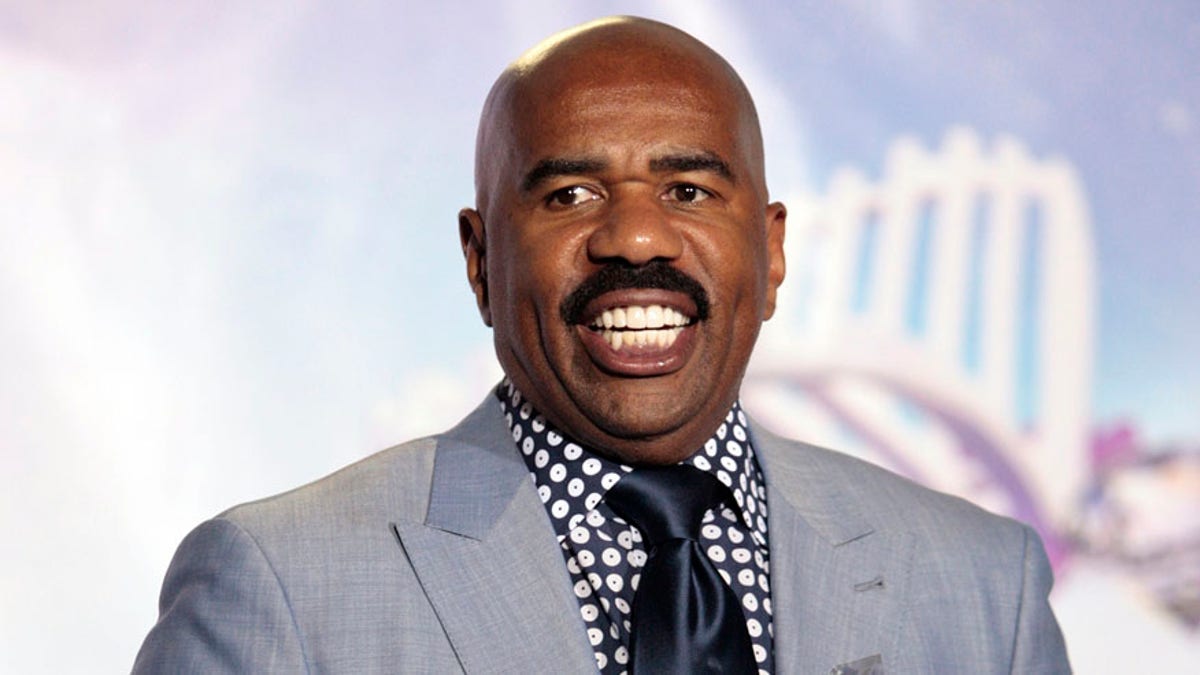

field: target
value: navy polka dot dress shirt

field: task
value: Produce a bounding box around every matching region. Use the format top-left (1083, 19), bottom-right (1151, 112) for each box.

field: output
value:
top-left (496, 381), bottom-right (775, 674)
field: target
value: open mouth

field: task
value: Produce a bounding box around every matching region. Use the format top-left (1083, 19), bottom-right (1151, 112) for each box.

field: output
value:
top-left (587, 304), bottom-right (693, 350)
top-left (562, 263), bottom-right (707, 376)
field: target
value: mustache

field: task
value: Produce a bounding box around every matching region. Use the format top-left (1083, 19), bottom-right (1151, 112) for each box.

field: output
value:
top-left (560, 261), bottom-right (711, 325)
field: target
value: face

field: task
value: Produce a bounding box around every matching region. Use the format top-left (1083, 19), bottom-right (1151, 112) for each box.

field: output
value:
top-left (461, 36), bottom-right (786, 465)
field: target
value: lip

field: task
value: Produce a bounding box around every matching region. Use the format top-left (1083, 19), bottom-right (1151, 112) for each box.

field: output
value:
top-left (575, 289), bottom-right (700, 377)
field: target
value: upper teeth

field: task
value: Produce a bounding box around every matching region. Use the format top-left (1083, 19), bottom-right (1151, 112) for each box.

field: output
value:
top-left (590, 305), bottom-right (690, 330)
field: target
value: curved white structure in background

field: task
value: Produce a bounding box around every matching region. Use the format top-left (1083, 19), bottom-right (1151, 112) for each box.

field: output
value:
top-left (747, 127), bottom-right (1096, 569)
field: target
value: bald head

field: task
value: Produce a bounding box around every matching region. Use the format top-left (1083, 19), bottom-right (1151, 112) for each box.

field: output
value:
top-left (458, 16), bottom-right (786, 464)
top-left (473, 16), bottom-right (766, 216)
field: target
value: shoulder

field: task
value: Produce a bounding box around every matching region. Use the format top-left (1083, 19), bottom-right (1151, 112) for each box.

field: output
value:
top-left (136, 397), bottom-right (525, 671)
top-left (135, 435), bottom-right (455, 673)
top-left (217, 395), bottom-right (510, 537)
top-left (753, 421), bottom-right (1031, 551)
top-left (752, 422), bottom-right (1069, 668)
top-left (217, 434), bottom-right (441, 539)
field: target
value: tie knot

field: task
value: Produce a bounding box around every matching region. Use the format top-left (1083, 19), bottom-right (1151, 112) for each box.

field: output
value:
top-left (605, 465), bottom-right (731, 546)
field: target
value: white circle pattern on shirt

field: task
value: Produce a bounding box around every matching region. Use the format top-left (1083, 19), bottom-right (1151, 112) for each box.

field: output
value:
top-left (498, 381), bottom-right (774, 675)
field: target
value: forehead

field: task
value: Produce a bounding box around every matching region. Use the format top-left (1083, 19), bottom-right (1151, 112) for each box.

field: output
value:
top-left (513, 78), bottom-right (742, 155)
top-left (504, 40), bottom-right (756, 159)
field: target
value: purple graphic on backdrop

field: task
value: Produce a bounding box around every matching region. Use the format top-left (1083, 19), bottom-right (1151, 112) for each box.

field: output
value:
top-left (744, 129), bottom-right (1200, 629)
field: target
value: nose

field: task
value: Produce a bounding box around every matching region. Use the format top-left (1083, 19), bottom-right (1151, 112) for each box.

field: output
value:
top-left (586, 190), bottom-right (684, 265)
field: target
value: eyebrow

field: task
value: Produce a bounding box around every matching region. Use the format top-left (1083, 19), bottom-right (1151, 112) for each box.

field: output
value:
top-left (521, 157), bottom-right (607, 193)
top-left (649, 152), bottom-right (734, 183)
top-left (519, 151), bottom-right (736, 193)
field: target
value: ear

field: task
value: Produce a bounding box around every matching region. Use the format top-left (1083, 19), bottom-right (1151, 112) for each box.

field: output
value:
top-left (458, 208), bottom-right (492, 326)
top-left (762, 201), bottom-right (787, 321)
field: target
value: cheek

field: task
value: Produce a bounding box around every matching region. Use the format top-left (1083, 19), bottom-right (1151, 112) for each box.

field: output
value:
top-left (694, 230), bottom-right (770, 304)
top-left (491, 228), bottom-right (585, 327)
top-left (528, 221), bottom-right (594, 277)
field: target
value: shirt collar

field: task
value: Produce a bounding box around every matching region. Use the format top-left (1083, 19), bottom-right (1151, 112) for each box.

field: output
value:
top-left (495, 379), bottom-right (766, 536)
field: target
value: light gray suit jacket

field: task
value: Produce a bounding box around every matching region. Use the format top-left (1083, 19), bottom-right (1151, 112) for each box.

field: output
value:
top-left (134, 398), bottom-right (1070, 673)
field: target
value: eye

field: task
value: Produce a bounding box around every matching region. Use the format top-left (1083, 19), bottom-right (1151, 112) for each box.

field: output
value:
top-left (664, 184), bottom-right (712, 203)
top-left (546, 185), bottom-right (601, 207)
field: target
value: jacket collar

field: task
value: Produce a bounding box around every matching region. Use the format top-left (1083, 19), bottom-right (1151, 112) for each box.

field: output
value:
top-left (422, 396), bottom-right (529, 540)
top-left (401, 396), bottom-right (905, 673)
top-left (392, 396), bottom-right (597, 672)
top-left (750, 418), bottom-right (876, 546)
top-left (750, 416), bottom-right (909, 672)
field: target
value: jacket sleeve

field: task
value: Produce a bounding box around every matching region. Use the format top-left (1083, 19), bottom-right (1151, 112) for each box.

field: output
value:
top-left (133, 518), bottom-right (308, 674)
top-left (1010, 524), bottom-right (1071, 673)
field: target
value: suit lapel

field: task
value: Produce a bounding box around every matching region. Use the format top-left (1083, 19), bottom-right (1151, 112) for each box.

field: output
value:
top-left (753, 422), bottom-right (913, 672)
top-left (392, 402), bottom-right (913, 671)
top-left (392, 400), bottom-right (596, 673)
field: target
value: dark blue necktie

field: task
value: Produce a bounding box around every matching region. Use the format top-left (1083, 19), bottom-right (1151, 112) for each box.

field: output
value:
top-left (605, 464), bottom-right (757, 674)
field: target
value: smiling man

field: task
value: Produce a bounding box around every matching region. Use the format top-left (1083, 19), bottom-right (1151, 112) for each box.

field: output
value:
top-left (136, 17), bottom-right (1070, 674)
top-left (458, 18), bottom-right (785, 468)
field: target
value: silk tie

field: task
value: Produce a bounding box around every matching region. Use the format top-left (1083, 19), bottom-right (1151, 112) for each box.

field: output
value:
top-left (605, 464), bottom-right (758, 674)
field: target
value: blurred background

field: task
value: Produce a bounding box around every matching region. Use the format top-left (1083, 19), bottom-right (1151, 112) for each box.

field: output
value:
top-left (1, 1), bottom-right (1196, 671)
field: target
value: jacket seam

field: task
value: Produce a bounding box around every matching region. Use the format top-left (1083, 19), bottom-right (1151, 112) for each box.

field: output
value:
top-left (1006, 524), bottom-right (1032, 670)
top-left (219, 517), bottom-right (313, 674)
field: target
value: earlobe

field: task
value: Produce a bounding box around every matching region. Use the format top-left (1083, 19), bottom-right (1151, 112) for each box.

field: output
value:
top-left (762, 201), bottom-right (787, 321)
top-left (458, 208), bottom-right (492, 327)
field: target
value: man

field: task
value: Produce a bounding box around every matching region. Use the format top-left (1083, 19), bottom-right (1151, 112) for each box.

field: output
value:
top-left (135, 16), bottom-right (1070, 673)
